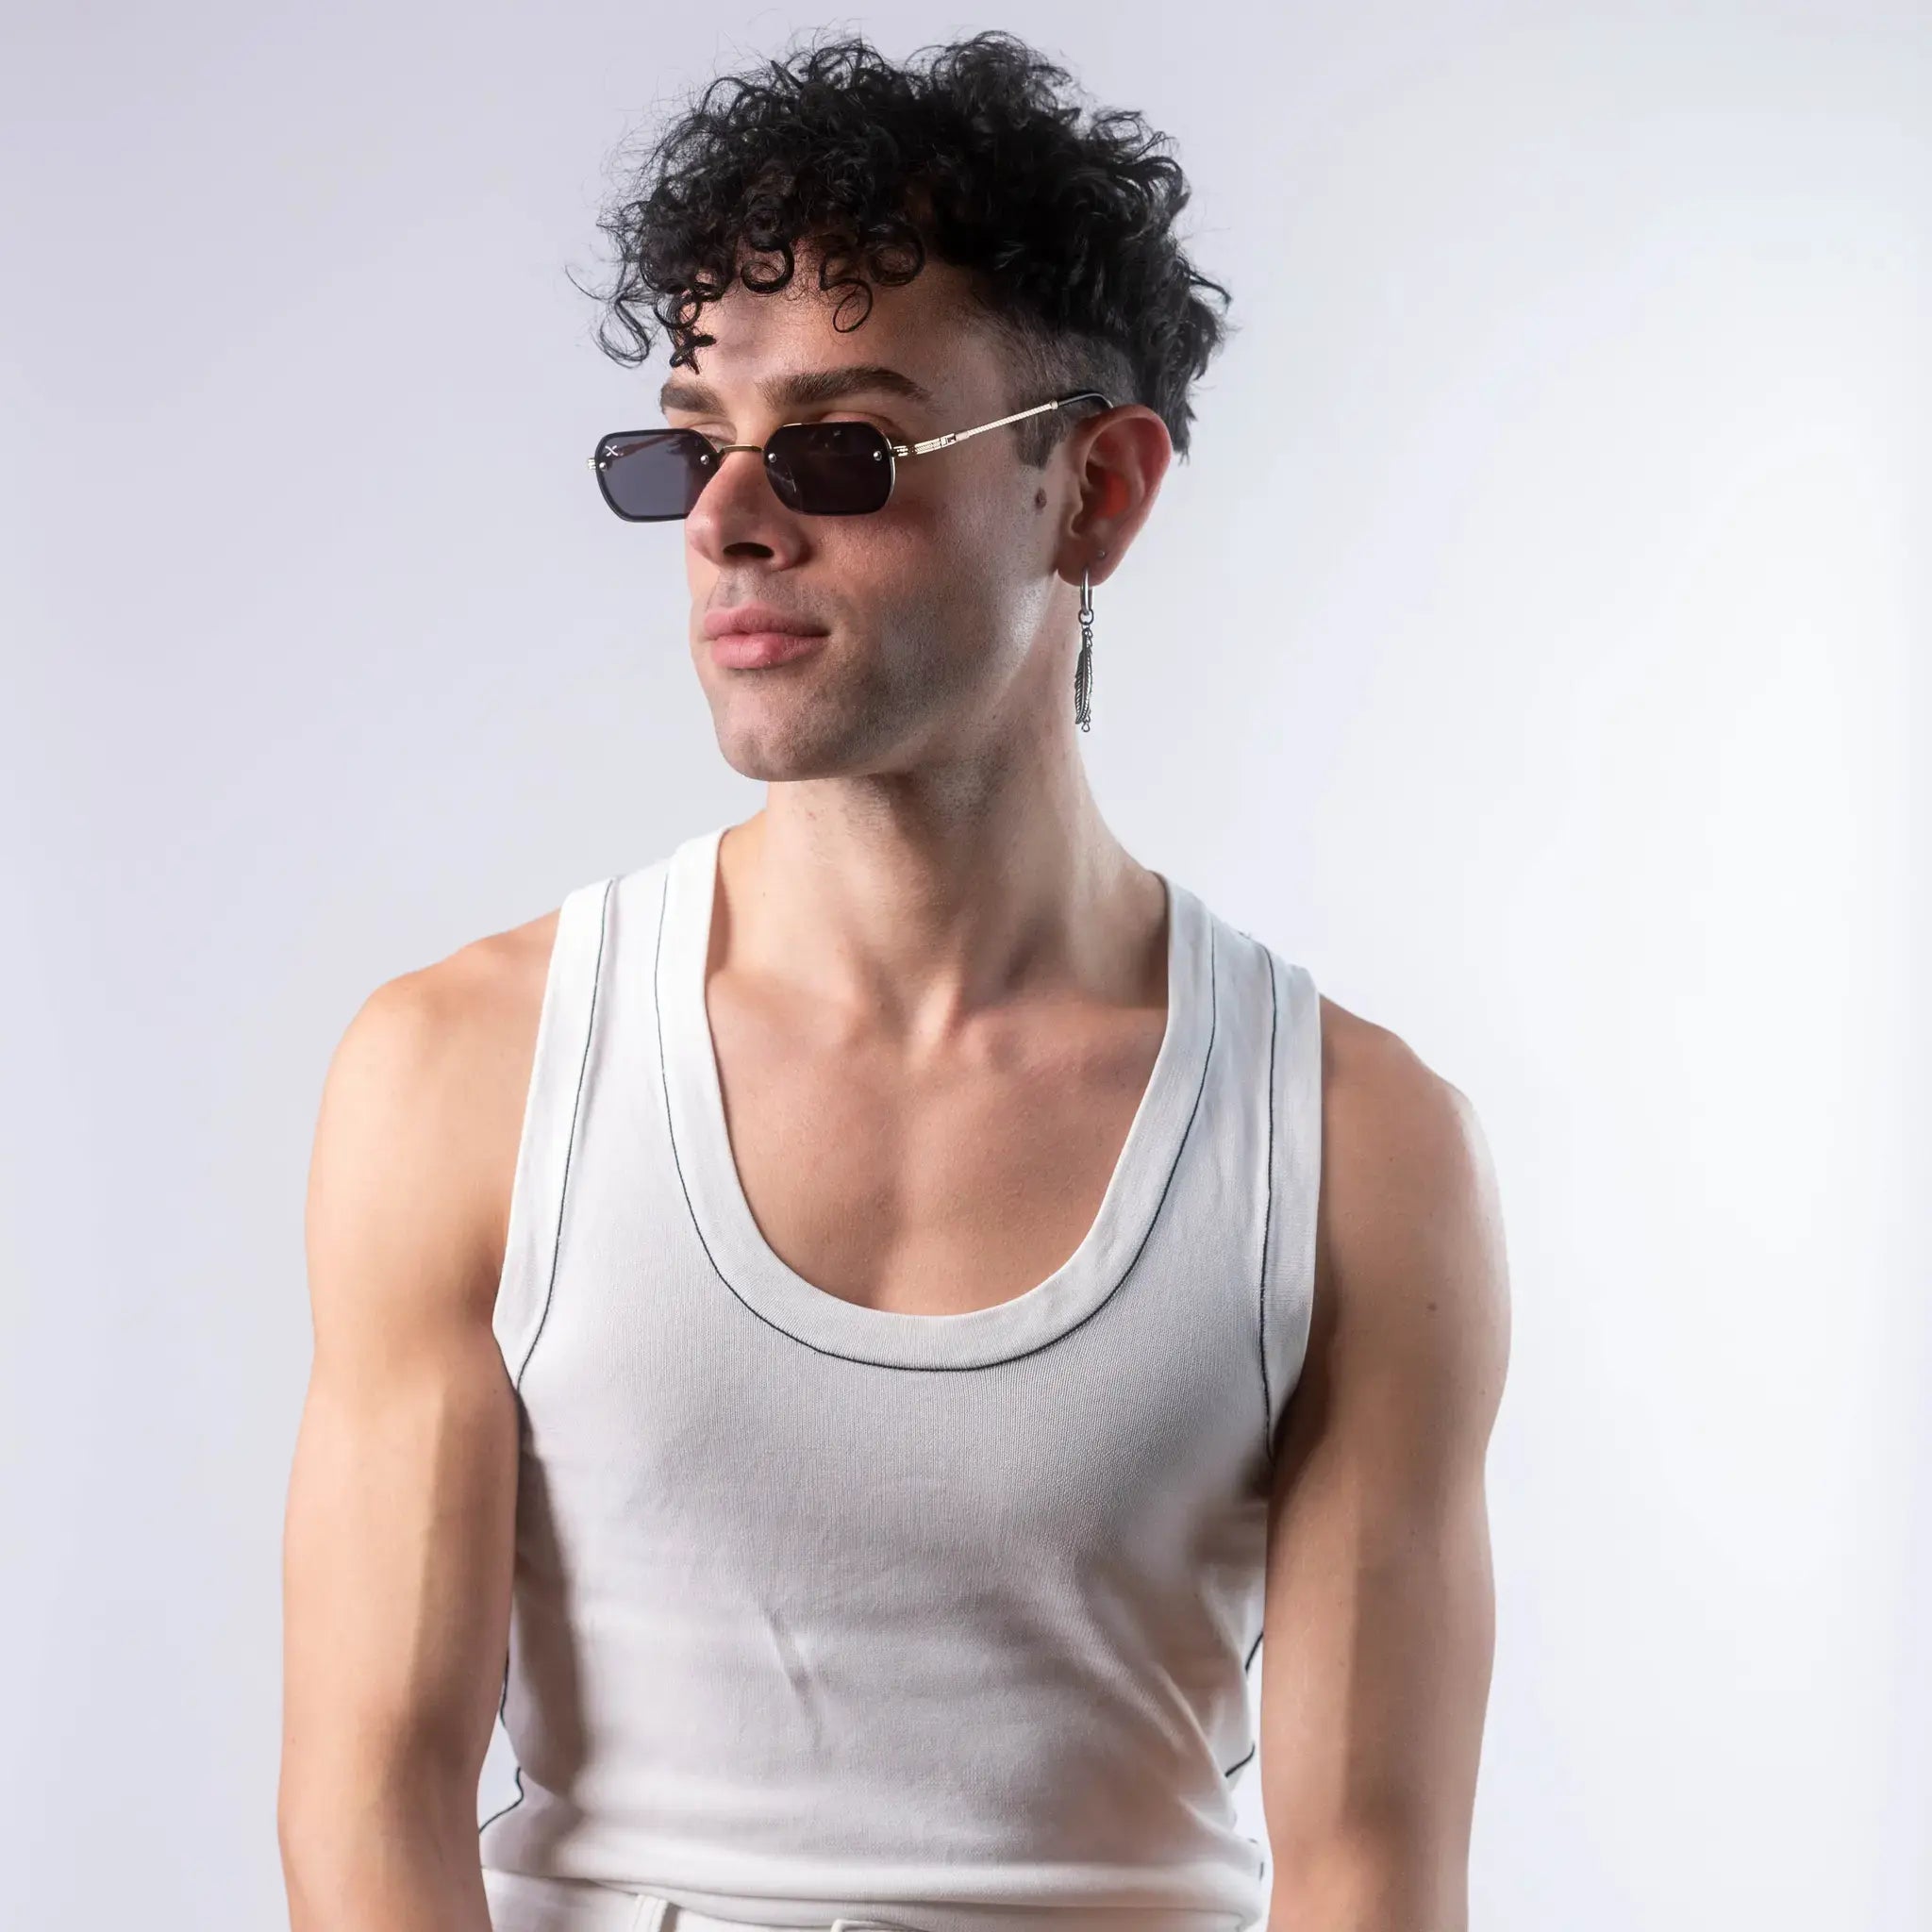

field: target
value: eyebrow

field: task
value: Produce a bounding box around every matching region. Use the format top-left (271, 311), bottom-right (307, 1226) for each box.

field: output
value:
top-left (656, 363), bottom-right (937, 417)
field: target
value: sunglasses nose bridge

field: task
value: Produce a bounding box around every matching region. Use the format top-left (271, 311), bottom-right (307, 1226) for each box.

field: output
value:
top-left (693, 438), bottom-right (800, 516)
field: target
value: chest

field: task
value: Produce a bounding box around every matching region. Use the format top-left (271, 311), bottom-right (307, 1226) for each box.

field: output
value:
top-left (705, 974), bottom-right (1168, 1319)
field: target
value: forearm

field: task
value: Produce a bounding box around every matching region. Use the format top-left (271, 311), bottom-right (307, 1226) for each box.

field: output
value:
top-left (280, 1780), bottom-right (491, 1932)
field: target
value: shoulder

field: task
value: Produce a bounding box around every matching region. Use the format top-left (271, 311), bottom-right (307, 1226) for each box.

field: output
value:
top-left (1317, 991), bottom-right (1481, 1209)
top-left (325, 904), bottom-right (561, 1154)
top-left (1310, 991), bottom-right (1510, 1410)
top-left (305, 903), bottom-right (563, 1339)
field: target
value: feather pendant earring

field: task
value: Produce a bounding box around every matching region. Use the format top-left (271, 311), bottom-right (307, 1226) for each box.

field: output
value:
top-left (1074, 554), bottom-right (1103, 731)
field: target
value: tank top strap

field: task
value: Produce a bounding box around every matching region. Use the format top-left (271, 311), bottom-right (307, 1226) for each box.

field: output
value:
top-left (492, 875), bottom-right (616, 1391)
top-left (1259, 948), bottom-right (1323, 1462)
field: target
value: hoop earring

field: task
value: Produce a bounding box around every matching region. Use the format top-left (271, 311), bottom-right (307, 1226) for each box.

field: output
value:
top-left (1075, 550), bottom-right (1105, 731)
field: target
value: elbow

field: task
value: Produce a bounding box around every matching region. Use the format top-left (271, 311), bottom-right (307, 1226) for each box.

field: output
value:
top-left (1267, 1806), bottom-right (1471, 1932)
top-left (277, 1752), bottom-right (486, 1924)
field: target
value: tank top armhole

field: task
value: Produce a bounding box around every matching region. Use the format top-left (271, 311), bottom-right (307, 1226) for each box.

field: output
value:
top-left (1260, 952), bottom-right (1323, 1467)
top-left (491, 876), bottom-right (614, 1392)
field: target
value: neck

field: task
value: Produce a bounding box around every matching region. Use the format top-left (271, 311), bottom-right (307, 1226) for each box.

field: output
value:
top-left (714, 764), bottom-right (1164, 1042)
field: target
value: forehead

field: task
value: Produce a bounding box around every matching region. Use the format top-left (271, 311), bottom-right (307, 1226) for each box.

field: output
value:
top-left (669, 250), bottom-right (999, 408)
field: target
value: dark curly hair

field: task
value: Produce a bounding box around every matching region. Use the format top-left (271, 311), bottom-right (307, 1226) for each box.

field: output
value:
top-left (574, 28), bottom-right (1234, 467)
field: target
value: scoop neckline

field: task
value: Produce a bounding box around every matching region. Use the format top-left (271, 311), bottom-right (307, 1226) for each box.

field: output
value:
top-left (654, 822), bottom-right (1216, 1370)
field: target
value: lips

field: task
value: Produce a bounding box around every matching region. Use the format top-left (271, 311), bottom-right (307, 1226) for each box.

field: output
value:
top-left (703, 602), bottom-right (829, 670)
top-left (702, 603), bottom-right (827, 640)
top-left (708, 628), bottom-right (828, 670)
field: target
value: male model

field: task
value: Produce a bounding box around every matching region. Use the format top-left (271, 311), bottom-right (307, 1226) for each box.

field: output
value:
top-left (280, 30), bottom-right (1510, 1932)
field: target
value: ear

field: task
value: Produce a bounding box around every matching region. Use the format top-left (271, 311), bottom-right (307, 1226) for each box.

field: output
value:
top-left (1055, 404), bottom-right (1172, 590)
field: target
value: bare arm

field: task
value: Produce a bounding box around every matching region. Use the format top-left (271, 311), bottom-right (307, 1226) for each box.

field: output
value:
top-left (1259, 1000), bottom-right (1511, 1931)
top-left (278, 930), bottom-right (546, 1930)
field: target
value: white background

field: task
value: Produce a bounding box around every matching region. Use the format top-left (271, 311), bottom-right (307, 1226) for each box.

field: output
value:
top-left (2, 3), bottom-right (1924, 1926)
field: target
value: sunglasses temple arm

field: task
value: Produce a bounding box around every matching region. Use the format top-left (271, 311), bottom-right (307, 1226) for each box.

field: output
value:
top-left (898, 395), bottom-right (1097, 459)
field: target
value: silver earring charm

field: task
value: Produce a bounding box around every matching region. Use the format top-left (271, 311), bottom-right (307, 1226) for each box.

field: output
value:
top-left (1074, 559), bottom-right (1099, 731)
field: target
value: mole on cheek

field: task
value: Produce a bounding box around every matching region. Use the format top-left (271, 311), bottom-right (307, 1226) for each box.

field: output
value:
top-left (1033, 487), bottom-right (1048, 510)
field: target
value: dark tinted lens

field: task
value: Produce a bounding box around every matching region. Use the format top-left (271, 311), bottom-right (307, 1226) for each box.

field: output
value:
top-left (764, 421), bottom-right (893, 514)
top-left (594, 430), bottom-right (719, 521)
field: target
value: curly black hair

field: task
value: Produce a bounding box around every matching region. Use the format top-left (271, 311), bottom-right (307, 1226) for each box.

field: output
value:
top-left (575, 28), bottom-right (1234, 467)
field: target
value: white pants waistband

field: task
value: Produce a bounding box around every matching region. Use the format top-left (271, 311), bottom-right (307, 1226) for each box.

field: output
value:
top-left (482, 1866), bottom-right (914, 1932)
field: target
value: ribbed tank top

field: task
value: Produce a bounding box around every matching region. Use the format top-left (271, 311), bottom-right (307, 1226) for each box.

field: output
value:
top-left (478, 824), bottom-right (1323, 1932)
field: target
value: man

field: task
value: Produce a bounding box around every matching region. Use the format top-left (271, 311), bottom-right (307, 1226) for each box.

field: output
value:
top-left (279, 29), bottom-right (1509, 1932)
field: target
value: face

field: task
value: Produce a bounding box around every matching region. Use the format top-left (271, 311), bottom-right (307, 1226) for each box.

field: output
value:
top-left (664, 254), bottom-right (1093, 781)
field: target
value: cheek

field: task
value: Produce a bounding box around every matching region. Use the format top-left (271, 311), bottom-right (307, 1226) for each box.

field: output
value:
top-left (919, 467), bottom-right (1033, 569)
top-left (822, 473), bottom-right (1037, 626)
top-left (842, 495), bottom-right (974, 594)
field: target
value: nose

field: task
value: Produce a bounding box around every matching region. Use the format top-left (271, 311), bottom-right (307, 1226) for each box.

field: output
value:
top-left (685, 441), bottom-right (806, 566)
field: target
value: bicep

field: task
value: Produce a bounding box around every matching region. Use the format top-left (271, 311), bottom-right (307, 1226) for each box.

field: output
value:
top-left (1258, 1027), bottom-right (1510, 1923)
top-left (280, 974), bottom-right (522, 1841)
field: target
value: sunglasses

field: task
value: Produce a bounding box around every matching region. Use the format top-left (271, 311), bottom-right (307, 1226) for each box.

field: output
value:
top-left (588, 389), bottom-right (1113, 522)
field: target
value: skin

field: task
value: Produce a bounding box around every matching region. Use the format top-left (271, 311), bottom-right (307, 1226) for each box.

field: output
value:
top-left (1261, 1024), bottom-right (1509, 1928)
top-left (278, 239), bottom-right (1510, 1931)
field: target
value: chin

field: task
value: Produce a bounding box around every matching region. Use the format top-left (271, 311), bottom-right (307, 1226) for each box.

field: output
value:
top-left (703, 651), bottom-right (936, 778)
top-left (711, 710), bottom-right (890, 783)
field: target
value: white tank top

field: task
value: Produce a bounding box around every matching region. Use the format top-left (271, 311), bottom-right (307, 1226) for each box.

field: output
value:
top-left (478, 823), bottom-right (1323, 1932)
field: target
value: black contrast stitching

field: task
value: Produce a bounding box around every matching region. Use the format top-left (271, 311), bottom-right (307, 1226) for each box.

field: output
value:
top-left (1220, 1626), bottom-right (1267, 1778)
